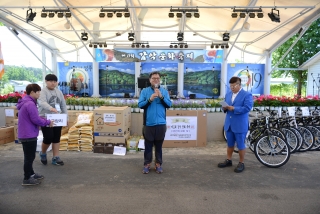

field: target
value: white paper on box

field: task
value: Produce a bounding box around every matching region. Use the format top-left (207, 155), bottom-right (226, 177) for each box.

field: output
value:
top-left (301, 107), bottom-right (310, 116)
top-left (5, 109), bottom-right (14, 117)
top-left (104, 113), bottom-right (116, 122)
top-left (138, 139), bottom-right (145, 149)
top-left (113, 146), bottom-right (126, 156)
top-left (46, 114), bottom-right (67, 126)
top-left (165, 116), bottom-right (197, 140)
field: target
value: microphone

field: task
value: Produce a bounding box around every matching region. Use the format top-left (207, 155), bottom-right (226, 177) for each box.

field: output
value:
top-left (154, 84), bottom-right (159, 89)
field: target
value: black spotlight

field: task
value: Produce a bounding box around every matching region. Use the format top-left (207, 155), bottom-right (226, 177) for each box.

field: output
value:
top-left (99, 44), bottom-right (103, 48)
top-left (257, 13), bottom-right (264, 18)
top-left (239, 13), bottom-right (246, 18)
top-left (186, 13), bottom-right (192, 18)
top-left (124, 12), bottom-right (130, 18)
top-left (116, 13), bottom-right (122, 18)
top-left (48, 13), bottom-right (54, 18)
top-left (169, 45), bottom-right (173, 48)
top-left (104, 43), bottom-right (107, 47)
top-left (128, 33), bottom-right (135, 41)
top-left (89, 43), bottom-right (93, 48)
top-left (131, 44), bottom-right (135, 48)
top-left (176, 13), bottom-right (182, 18)
top-left (184, 44), bottom-right (188, 48)
top-left (141, 44), bottom-right (145, 48)
top-left (57, 12), bottom-right (64, 18)
top-left (146, 44), bottom-right (150, 48)
top-left (174, 45), bottom-right (177, 48)
top-left (41, 12), bottom-right (47, 18)
top-left (99, 12), bottom-right (105, 18)
top-left (177, 32), bottom-right (184, 41)
top-left (226, 44), bottom-right (229, 48)
top-left (93, 44), bottom-right (97, 48)
top-left (210, 44), bottom-right (214, 48)
top-left (81, 32), bottom-right (88, 41)
top-left (194, 13), bottom-right (200, 18)
top-left (136, 44), bottom-right (140, 48)
top-left (215, 44), bottom-right (219, 48)
top-left (223, 33), bottom-right (230, 41)
top-left (168, 12), bottom-right (174, 18)
top-left (26, 8), bottom-right (36, 23)
top-left (107, 13), bottom-right (113, 18)
top-left (220, 45), bottom-right (224, 48)
top-left (179, 44), bottom-right (183, 48)
top-left (268, 9), bottom-right (280, 23)
top-left (249, 13), bottom-right (255, 18)
top-left (231, 13), bottom-right (237, 18)
top-left (65, 12), bottom-right (71, 18)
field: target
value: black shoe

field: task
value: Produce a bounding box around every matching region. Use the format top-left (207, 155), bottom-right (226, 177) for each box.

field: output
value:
top-left (218, 159), bottom-right (232, 168)
top-left (234, 162), bottom-right (245, 173)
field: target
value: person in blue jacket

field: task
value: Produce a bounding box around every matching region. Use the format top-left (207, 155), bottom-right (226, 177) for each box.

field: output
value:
top-left (218, 77), bottom-right (253, 173)
top-left (138, 71), bottom-right (172, 174)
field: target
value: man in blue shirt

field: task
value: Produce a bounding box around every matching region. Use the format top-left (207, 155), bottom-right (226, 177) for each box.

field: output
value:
top-left (138, 71), bottom-right (172, 174)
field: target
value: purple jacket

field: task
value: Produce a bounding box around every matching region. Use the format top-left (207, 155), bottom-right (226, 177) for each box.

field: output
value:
top-left (16, 95), bottom-right (51, 139)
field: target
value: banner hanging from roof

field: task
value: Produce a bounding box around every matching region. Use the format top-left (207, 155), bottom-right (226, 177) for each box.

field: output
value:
top-left (0, 42), bottom-right (5, 79)
top-left (95, 49), bottom-right (224, 63)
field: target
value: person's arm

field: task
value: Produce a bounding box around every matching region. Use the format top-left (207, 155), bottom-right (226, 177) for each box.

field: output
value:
top-left (159, 89), bottom-right (171, 108)
top-left (58, 90), bottom-right (68, 114)
top-left (28, 103), bottom-right (52, 127)
top-left (138, 88), bottom-right (152, 109)
top-left (38, 88), bottom-right (54, 111)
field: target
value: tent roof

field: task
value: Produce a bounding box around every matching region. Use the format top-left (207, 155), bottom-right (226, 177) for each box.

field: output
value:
top-left (1, 0), bottom-right (320, 61)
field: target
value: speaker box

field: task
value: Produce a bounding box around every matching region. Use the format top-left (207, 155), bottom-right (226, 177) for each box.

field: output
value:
top-left (189, 94), bottom-right (196, 99)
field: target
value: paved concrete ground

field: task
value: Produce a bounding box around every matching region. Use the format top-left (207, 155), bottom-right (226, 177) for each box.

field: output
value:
top-left (1, 141), bottom-right (320, 214)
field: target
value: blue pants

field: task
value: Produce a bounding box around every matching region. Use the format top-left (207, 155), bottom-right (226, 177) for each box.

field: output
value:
top-left (143, 125), bottom-right (166, 166)
top-left (22, 140), bottom-right (37, 180)
top-left (226, 127), bottom-right (247, 150)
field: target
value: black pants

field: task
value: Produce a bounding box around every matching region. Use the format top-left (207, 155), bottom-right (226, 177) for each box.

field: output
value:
top-left (22, 140), bottom-right (37, 180)
top-left (143, 125), bottom-right (166, 166)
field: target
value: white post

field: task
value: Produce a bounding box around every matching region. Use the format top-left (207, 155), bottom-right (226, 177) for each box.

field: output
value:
top-left (177, 63), bottom-right (184, 98)
top-left (91, 48), bottom-right (100, 97)
top-left (42, 47), bottom-right (46, 88)
top-left (220, 50), bottom-right (228, 98)
top-left (135, 62), bottom-right (141, 97)
top-left (264, 51), bottom-right (271, 95)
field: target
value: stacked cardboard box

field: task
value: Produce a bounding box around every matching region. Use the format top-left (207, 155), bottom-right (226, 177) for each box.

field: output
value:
top-left (93, 106), bottom-right (131, 154)
top-left (4, 106), bottom-right (18, 127)
top-left (0, 126), bottom-right (14, 145)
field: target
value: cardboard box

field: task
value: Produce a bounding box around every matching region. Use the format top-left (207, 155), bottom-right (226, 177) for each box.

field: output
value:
top-left (94, 132), bottom-right (129, 144)
top-left (163, 110), bottom-right (207, 148)
top-left (13, 119), bottom-right (19, 143)
top-left (93, 133), bottom-right (129, 154)
top-left (93, 106), bottom-right (131, 136)
top-left (67, 110), bottom-right (89, 124)
top-left (5, 106), bottom-right (18, 127)
top-left (0, 126), bottom-right (15, 145)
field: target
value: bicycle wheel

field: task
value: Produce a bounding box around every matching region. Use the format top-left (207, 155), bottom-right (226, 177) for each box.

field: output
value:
top-left (307, 126), bottom-right (320, 151)
top-left (245, 128), bottom-right (261, 153)
top-left (289, 127), bottom-right (303, 151)
top-left (279, 127), bottom-right (299, 153)
top-left (254, 134), bottom-right (290, 168)
top-left (297, 126), bottom-right (314, 152)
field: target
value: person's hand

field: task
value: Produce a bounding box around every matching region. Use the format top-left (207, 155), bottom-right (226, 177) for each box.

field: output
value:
top-left (49, 120), bottom-right (55, 127)
top-left (50, 107), bottom-right (58, 113)
top-left (150, 92), bottom-right (158, 101)
top-left (225, 106), bottom-right (235, 111)
top-left (222, 106), bottom-right (228, 111)
top-left (155, 88), bottom-right (163, 98)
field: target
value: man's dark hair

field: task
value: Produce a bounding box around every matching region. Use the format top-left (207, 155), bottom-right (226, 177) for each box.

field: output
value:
top-left (229, 77), bottom-right (241, 84)
top-left (45, 74), bottom-right (58, 81)
top-left (26, 84), bottom-right (41, 95)
top-left (149, 71), bottom-right (161, 78)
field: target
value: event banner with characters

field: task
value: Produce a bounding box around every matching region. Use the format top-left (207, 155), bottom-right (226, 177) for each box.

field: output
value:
top-left (227, 64), bottom-right (265, 95)
top-left (95, 49), bottom-right (224, 63)
top-left (184, 63), bottom-right (221, 98)
top-left (57, 62), bottom-right (93, 96)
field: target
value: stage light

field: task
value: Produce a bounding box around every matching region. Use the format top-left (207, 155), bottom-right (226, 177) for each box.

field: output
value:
top-left (89, 43), bottom-right (92, 48)
top-left (226, 44), bottom-right (229, 48)
top-left (194, 13), bottom-right (200, 18)
top-left (107, 13), bottom-right (113, 18)
top-left (223, 33), bottom-right (230, 41)
top-left (99, 44), bottom-right (103, 48)
top-left (268, 8), bottom-right (280, 22)
top-left (180, 44), bottom-right (183, 48)
top-left (231, 13), bottom-right (237, 18)
top-left (210, 43), bottom-right (214, 48)
top-left (215, 44), bottom-right (219, 48)
top-left (220, 45), bottom-right (224, 48)
top-left (136, 44), bottom-right (139, 48)
top-left (81, 32), bottom-right (88, 41)
top-left (104, 43), bottom-right (107, 47)
top-left (26, 8), bottom-right (36, 23)
top-left (249, 13), bottom-right (255, 18)
top-left (177, 32), bottom-right (184, 41)
top-left (99, 12), bottom-right (105, 18)
top-left (146, 45), bottom-right (150, 48)
top-left (185, 44), bottom-right (188, 48)
top-left (168, 12), bottom-right (174, 18)
top-left (128, 33), bottom-right (135, 41)
top-left (176, 13), bottom-right (182, 18)
top-left (41, 13), bottom-right (47, 18)
top-left (239, 13), bottom-right (246, 18)
top-left (57, 12), bottom-right (64, 18)
top-left (48, 13), bottom-right (54, 18)
top-left (257, 13), bottom-right (263, 18)
top-left (174, 45), bottom-right (178, 48)
top-left (141, 44), bottom-right (145, 48)
top-left (131, 44), bottom-right (135, 48)
top-left (169, 45), bottom-right (173, 48)
top-left (186, 13), bottom-right (192, 18)
top-left (93, 44), bottom-right (97, 48)
top-left (124, 12), bottom-right (130, 18)
top-left (65, 12), bottom-right (71, 18)
top-left (116, 13), bottom-right (122, 18)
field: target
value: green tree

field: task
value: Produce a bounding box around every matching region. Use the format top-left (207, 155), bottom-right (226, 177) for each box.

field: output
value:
top-left (272, 18), bottom-right (320, 95)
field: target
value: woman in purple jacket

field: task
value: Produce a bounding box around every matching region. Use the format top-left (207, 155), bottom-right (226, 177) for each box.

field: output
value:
top-left (17, 84), bottom-right (54, 186)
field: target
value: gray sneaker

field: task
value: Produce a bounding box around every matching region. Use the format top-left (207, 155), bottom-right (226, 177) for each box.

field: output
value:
top-left (22, 177), bottom-right (41, 186)
top-left (31, 173), bottom-right (44, 180)
top-left (52, 156), bottom-right (64, 166)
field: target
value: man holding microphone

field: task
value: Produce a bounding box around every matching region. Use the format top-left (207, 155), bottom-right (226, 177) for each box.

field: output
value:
top-left (138, 71), bottom-right (172, 174)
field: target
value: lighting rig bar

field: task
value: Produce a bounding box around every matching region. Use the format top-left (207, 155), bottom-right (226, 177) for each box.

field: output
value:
top-left (169, 7), bottom-right (199, 13)
top-left (232, 8), bottom-right (262, 13)
top-left (100, 8), bottom-right (129, 13)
